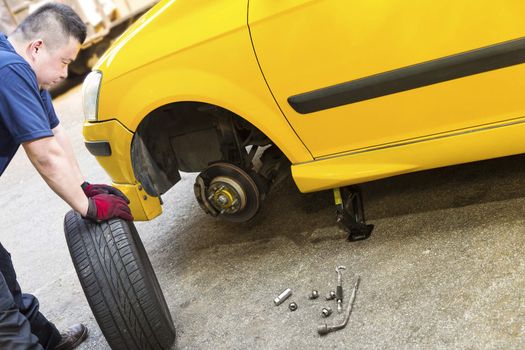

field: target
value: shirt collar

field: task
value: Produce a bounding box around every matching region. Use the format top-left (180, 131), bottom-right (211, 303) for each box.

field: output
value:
top-left (0, 33), bottom-right (16, 53)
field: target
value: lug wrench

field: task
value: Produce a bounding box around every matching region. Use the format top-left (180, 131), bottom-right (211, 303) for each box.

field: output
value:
top-left (335, 266), bottom-right (346, 313)
top-left (318, 276), bottom-right (360, 335)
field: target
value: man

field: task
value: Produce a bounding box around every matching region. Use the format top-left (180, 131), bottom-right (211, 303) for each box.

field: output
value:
top-left (0, 3), bottom-right (133, 349)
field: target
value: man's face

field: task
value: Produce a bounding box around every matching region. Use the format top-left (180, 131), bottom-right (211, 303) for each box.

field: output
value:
top-left (31, 36), bottom-right (80, 89)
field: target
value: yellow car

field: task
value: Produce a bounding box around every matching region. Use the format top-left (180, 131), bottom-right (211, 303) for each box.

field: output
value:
top-left (83, 0), bottom-right (525, 238)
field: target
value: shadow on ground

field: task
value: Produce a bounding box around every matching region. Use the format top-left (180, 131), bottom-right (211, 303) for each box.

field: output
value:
top-left (144, 153), bottom-right (525, 271)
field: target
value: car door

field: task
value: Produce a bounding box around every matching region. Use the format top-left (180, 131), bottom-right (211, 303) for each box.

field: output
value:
top-left (248, 0), bottom-right (525, 158)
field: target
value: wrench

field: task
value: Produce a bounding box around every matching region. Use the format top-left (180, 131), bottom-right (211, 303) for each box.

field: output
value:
top-left (335, 265), bottom-right (346, 313)
top-left (318, 276), bottom-right (360, 335)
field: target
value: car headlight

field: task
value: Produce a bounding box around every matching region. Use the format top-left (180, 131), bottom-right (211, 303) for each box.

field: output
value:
top-left (82, 71), bottom-right (102, 122)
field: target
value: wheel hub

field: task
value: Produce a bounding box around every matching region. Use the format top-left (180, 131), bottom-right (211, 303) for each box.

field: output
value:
top-left (193, 162), bottom-right (261, 222)
top-left (207, 176), bottom-right (246, 214)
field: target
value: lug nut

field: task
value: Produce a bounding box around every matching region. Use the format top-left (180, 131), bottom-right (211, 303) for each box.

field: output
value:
top-left (289, 302), bottom-right (298, 311)
top-left (321, 307), bottom-right (333, 318)
top-left (326, 291), bottom-right (336, 300)
top-left (308, 290), bottom-right (319, 300)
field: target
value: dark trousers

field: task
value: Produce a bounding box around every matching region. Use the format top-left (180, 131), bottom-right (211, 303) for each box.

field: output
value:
top-left (0, 242), bottom-right (61, 350)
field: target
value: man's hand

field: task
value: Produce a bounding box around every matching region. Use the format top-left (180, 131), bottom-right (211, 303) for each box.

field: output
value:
top-left (82, 182), bottom-right (130, 203)
top-left (85, 194), bottom-right (134, 222)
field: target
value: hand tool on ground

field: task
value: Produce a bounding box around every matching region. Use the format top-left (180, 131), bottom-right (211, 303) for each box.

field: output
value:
top-left (274, 288), bottom-right (292, 306)
top-left (317, 276), bottom-right (360, 335)
top-left (335, 266), bottom-right (346, 313)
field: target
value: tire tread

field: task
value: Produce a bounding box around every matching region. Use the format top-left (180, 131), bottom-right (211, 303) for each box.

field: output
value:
top-left (64, 211), bottom-right (175, 350)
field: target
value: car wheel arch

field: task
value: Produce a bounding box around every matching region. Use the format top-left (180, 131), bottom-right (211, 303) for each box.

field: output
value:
top-left (131, 100), bottom-right (286, 197)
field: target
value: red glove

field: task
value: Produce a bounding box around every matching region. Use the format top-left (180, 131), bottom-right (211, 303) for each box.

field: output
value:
top-left (85, 194), bottom-right (134, 222)
top-left (82, 181), bottom-right (130, 203)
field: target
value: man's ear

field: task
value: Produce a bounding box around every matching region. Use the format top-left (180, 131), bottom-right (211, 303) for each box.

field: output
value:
top-left (27, 39), bottom-right (44, 61)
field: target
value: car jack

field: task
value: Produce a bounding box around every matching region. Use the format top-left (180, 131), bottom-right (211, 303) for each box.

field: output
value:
top-left (333, 186), bottom-right (374, 241)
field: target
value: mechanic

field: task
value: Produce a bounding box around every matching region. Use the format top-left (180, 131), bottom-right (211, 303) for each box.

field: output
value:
top-left (0, 3), bottom-right (133, 350)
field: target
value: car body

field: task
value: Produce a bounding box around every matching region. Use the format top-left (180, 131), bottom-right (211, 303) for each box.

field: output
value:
top-left (83, 0), bottom-right (525, 221)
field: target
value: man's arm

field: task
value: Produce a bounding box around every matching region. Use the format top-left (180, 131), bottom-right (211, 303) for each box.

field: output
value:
top-left (52, 124), bottom-right (84, 184)
top-left (22, 136), bottom-right (89, 216)
top-left (52, 124), bottom-right (130, 203)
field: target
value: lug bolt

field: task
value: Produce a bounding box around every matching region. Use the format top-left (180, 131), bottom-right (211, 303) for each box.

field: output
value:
top-left (326, 291), bottom-right (336, 300)
top-left (217, 194), bottom-right (229, 206)
top-left (321, 307), bottom-right (333, 318)
top-left (289, 302), bottom-right (298, 311)
top-left (308, 290), bottom-right (319, 300)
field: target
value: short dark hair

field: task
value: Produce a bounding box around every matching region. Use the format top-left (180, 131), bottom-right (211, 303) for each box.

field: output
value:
top-left (13, 3), bottom-right (86, 46)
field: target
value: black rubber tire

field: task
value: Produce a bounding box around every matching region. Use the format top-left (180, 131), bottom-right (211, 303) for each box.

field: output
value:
top-left (63, 210), bottom-right (176, 350)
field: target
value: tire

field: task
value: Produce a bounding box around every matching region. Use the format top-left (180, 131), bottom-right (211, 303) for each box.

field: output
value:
top-left (63, 210), bottom-right (176, 350)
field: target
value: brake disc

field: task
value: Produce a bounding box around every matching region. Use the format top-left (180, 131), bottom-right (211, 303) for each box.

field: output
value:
top-left (194, 162), bottom-right (261, 222)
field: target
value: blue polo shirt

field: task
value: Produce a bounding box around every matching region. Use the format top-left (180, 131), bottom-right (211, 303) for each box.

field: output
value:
top-left (0, 33), bottom-right (59, 176)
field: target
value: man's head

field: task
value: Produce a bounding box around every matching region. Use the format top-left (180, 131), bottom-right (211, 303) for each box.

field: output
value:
top-left (9, 3), bottom-right (86, 89)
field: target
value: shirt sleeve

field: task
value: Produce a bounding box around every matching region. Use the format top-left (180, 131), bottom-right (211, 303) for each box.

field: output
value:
top-left (0, 64), bottom-right (54, 143)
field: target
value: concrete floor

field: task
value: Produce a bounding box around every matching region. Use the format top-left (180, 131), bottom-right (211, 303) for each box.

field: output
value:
top-left (1, 85), bottom-right (525, 349)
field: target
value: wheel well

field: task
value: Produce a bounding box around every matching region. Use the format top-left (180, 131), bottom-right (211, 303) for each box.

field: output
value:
top-left (131, 102), bottom-right (288, 196)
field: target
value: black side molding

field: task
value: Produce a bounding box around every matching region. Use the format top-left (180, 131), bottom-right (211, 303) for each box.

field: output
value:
top-left (288, 36), bottom-right (525, 114)
top-left (85, 141), bottom-right (111, 157)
